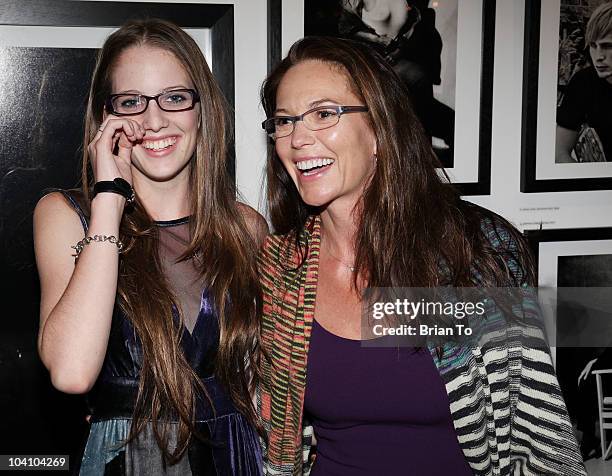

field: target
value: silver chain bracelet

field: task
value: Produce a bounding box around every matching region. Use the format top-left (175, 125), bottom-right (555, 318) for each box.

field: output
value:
top-left (71, 234), bottom-right (124, 258)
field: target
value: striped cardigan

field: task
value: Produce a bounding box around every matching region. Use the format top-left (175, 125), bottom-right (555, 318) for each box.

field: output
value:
top-left (258, 215), bottom-right (586, 475)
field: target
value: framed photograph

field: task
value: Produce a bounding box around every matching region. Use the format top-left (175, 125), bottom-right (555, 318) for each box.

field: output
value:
top-left (525, 227), bottom-right (612, 444)
top-left (521, 0), bottom-right (612, 192)
top-left (268, 0), bottom-right (495, 195)
top-left (0, 0), bottom-right (233, 458)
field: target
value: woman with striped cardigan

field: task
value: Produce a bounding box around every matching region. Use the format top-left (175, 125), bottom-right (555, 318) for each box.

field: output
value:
top-left (257, 36), bottom-right (585, 475)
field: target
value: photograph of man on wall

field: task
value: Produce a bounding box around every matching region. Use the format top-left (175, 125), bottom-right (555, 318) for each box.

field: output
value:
top-left (556, 0), bottom-right (612, 163)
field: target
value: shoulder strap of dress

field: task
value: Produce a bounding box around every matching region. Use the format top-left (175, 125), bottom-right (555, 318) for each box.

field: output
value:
top-left (44, 188), bottom-right (89, 234)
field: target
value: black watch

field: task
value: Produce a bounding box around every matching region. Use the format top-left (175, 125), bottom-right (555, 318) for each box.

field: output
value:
top-left (93, 178), bottom-right (135, 205)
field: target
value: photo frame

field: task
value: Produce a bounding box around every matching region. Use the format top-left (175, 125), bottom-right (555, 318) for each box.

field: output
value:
top-left (0, 0), bottom-right (234, 458)
top-left (525, 227), bottom-right (612, 431)
top-left (0, 0), bottom-right (234, 171)
top-left (525, 227), bottom-right (612, 350)
top-left (526, 226), bottom-right (612, 287)
top-left (268, 0), bottom-right (495, 195)
top-left (521, 0), bottom-right (612, 192)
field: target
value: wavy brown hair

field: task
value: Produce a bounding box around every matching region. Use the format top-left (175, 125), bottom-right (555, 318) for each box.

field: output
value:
top-left (81, 19), bottom-right (261, 462)
top-left (261, 36), bottom-right (534, 290)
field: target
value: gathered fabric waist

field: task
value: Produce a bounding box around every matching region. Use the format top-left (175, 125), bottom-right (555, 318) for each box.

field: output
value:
top-left (88, 381), bottom-right (137, 421)
top-left (88, 377), bottom-right (239, 423)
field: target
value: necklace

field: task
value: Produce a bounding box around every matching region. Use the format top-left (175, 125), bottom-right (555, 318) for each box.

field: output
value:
top-left (326, 249), bottom-right (356, 273)
top-left (321, 226), bottom-right (356, 272)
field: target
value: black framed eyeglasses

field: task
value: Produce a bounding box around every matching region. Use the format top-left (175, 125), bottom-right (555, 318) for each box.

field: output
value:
top-left (262, 105), bottom-right (369, 140)
top-left (105, 88), bottom-right (200, 116)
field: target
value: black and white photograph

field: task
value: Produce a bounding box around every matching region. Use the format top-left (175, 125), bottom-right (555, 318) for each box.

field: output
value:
top-left (304, 0), bottom-right (457, 168)
top-left (272, 0), bottom-right (496, 195)
top-left (556, 0), bottom-right (612, 164)
top-left (556, 253), bottom-right (612, 463)
top-left (526, 227), bottom-right (612, 467)
top-left (522, 0), bottom-right (612, 192)
top-left (0, 44), bottom-right (97, 460)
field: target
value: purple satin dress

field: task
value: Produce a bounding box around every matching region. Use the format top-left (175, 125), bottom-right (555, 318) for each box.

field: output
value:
top-left (57, 190), bottom-right (262, 476)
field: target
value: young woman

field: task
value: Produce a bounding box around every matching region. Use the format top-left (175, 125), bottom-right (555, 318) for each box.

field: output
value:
top-left (34, 19), bottom-right (266, 475)
top-left (257, 36), bottom-right (585, 475)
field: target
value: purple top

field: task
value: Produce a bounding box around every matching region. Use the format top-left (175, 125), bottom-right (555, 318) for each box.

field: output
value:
top-left (304, 319), bottom-right (473, 476)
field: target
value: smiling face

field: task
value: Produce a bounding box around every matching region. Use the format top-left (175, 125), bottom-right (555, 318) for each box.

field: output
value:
top-left (274, 60), bottom-right (377, 210)
top-left (589, 34), bottom-right (612, 84)
top-left (109, 45), bottom-right (200, 182)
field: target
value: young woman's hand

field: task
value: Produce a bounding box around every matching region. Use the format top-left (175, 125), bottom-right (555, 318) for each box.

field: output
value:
top-left (88, 116), bottom-right (145, 186)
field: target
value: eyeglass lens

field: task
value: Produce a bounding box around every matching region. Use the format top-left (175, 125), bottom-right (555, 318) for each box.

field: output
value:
top-left (273, 108), bottom-right (340, 138)
top-left (111, 90), bottom-right (195, 115)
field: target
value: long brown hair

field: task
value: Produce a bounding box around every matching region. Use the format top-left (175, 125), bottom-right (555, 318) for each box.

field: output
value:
top-left (82, 19), bottom-right (261, 462)
top-left (261, 36), bottom-right (534, 289)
